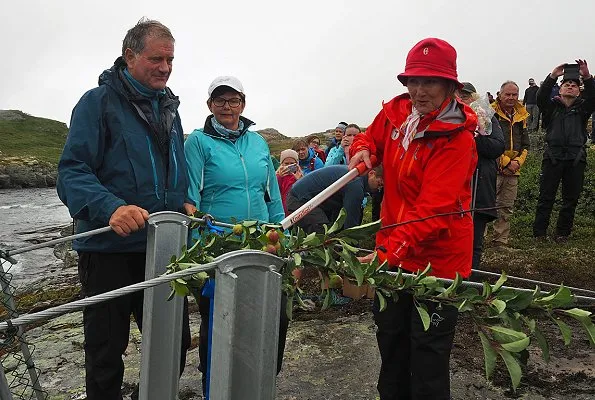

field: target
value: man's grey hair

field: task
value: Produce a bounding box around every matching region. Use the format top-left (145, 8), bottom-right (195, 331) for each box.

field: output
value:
top-left (500, 80), bottom-right (519, 91)
top-left (121, 17), bottom-right (174, 56)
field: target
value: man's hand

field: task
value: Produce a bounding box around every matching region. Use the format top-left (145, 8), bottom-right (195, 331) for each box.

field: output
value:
top-left (550, 63), bottom-right (565, 79)
top-left (348, 149), bottom-right (372, 170)
top-left (503, 160), bottom-right (520, 175)
top-left (183, 202), bottom-right (197, 216)
top-left (109, 205), bottom-right (149, 237)
top-left (577, 59), bottom-right (590, 78)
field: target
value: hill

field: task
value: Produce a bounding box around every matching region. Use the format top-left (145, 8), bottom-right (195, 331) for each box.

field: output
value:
top-left (0, 110), bottom-right (68, 164)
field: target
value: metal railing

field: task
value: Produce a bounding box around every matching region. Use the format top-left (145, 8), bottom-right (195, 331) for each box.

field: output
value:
top-left (0, 211), bottom-right (284, 400)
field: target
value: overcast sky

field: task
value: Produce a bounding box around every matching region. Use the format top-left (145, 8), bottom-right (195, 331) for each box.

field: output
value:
top-left (2, 0), bottom-right (594, 137)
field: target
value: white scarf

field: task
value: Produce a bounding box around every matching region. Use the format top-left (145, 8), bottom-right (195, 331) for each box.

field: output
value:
top-left (399, 107), bottom-right (422, 151)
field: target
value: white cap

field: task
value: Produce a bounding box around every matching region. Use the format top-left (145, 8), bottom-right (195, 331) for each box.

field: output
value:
top-left (207, 76), bottom-right (244, 97)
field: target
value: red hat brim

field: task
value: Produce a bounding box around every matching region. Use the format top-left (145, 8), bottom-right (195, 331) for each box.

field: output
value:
top-left (397, 68), bottom-right (463, 89)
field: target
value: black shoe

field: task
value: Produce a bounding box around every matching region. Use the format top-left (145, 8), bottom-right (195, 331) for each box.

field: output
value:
top-left (554, 235), bottom-right (569, 243)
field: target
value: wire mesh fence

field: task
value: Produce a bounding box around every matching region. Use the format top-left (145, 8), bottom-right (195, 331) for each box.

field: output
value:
top-left (0, 256), bottom-right (47, 399)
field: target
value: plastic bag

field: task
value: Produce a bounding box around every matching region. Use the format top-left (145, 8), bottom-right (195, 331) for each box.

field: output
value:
top-left (469, 96), bottom-right (495, 135)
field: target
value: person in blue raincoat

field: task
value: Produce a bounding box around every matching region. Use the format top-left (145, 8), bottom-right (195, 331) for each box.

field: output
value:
top-left (184, 76), bottom-right (287, 396)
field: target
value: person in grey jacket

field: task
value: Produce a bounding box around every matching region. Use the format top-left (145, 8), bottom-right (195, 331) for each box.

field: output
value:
top-left (457, 82), bottom-right (505, 268)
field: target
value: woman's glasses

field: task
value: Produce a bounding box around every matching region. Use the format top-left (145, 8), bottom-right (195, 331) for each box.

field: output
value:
top-left (212, 97), bottom-right (243, 108)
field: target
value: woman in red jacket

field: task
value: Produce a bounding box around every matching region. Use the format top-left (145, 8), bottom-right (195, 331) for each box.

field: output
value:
top-left (349, 38), bottom-right (477, 400)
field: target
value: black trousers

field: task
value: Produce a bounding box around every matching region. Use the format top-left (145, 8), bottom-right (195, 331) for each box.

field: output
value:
top-left (286, 194), bottom-right (329, 234)
top-left (472, 213), bottom-right (492, 270)
top-left (372, 188), bottom-right (384, 222)
top-left (197, 291), bottom-right (290, 394)
top-left (373, 291), bottom-right (458, 400)
top-left (533, 159), bottom-right (586, 237)
top-left (78, 252), bottom-right (191, 400)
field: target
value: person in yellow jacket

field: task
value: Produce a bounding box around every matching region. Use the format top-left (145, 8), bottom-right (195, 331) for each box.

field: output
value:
top-left (490, 80), bottom-right (530, 246)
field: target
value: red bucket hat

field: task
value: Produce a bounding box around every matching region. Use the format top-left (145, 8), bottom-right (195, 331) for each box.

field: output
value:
top-left (397, 38), bottom-right (463, 89)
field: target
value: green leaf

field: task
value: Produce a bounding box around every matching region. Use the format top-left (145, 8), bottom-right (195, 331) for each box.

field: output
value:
top-left (497, 349), bottom-right (522, 391)
top-left (478, 331), bottom-right (497, 379)
top-left (490, 299), bottom-right (507, 315)
top-left (535, 286), bottom-right (573, 308)
top-left (302, 232), bottom-right (321, 246)
top-left (327, 208), bottom-right (347, 235)
top-left (579, 318), bottom-right (595, 347)
top-left (170, 255), bottom-right (177, 264)
top-left (351, 262), bottom-right (365, 287)
top-left (242, 220), bottom-right (258, 227)
top-left (489, 325), bottom-right (527, 343)
top-left (482, 281), bottom-right (492, 298)
top-left (285, 295), bottom-right (293, 320)
top-left (500, 337), bottom-right (530, 353)
top-left (505, 291), bottom-right (535, 312)
top-left (493, 271), bottom-right (508, 292)
top-left (321, 289), bottom-right (331, 310)
top-left (553, 318), bottom-right (572, 345)
top-left (339, 239), bottom-right (360, 254)
top-left (377, 290), bottom-right (387, 312)
top-left (457, 299), bottom-right (474, 312)
top-left (293, 253), bottom-right (302, 267)
top-left (562, 308), bottom-right (592, 322)
top-left (414, 302), bottom-right (430, 331)
top-left (533, 327), bottom-right (550, 362)
top-left (438, 273), bottom-right (461, 298)
top-left (337, 219), bottom-right (382, 240)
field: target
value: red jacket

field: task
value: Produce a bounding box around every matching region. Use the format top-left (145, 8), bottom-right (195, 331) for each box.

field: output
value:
top-left (351, 95), bottom-right (478, 279)
top-left (277, 173), bottom-right (297, 215)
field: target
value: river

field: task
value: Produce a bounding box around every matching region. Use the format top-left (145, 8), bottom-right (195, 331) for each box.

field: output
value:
top-left (0, 188), bottom-right (72, 289)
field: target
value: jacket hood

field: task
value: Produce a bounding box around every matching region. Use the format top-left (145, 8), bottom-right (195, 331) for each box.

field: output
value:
top-left (382, 94), bottom-right (477, 138)
top-left (492, 100), bottom-right (529, 123)
top-left (98, 57), bottom-right (127, 93)
top-left (299, 147), bottom-right (317, 164)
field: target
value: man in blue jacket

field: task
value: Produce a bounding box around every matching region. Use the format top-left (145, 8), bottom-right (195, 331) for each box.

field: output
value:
top-left (57, 19), bottom-right (195, 400)
top-left (286, 165), bottom-right (383, 232)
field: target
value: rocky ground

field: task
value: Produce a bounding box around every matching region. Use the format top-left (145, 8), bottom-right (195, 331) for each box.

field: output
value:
top-left (0, 156), bottom-right (57, 189)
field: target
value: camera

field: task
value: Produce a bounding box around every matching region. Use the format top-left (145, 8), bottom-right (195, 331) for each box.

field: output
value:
top-left (287, 164), bottom-right (298, 174)
top-left (563, 63), bottom-right (580, 81)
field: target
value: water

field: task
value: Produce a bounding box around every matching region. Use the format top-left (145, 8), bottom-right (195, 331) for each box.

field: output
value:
top-left (0, 188), bottom-right (72, 289)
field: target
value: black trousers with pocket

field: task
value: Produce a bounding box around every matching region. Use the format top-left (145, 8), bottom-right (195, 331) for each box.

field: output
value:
top-left (78, 252), bottom-right (191, 400)
top-left (533, 158), bottom-right (586, 237)
top-left (373, 291), bottom-right (458, 400)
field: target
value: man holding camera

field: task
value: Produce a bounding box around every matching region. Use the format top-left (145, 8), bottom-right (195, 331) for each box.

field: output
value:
top-left (533, 60), bottom-right (595, 241)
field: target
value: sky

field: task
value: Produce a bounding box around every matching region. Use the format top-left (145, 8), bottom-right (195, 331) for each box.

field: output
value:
top-left (2, 0), bottom-right (595, 137)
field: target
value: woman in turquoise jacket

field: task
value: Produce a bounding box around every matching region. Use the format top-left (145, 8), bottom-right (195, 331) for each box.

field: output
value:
top-left (184, 76), bottom-right (288, 397)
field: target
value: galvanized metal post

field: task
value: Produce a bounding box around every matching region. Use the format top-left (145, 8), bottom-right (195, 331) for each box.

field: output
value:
top-left (139, 211), bottom-right (190, 400)
top-left (209, 250), bottom-right (285, 400)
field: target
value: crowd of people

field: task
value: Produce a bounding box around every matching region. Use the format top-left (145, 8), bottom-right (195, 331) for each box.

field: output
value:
top-left (56, 17), bottom-right (595, 400)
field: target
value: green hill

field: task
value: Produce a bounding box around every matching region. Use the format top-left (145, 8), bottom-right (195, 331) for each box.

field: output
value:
top-left (0, 110), bottom-right (68, 164)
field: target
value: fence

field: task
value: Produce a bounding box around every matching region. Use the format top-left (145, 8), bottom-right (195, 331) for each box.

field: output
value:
top-left (0, 211), bottom-right (284, 400)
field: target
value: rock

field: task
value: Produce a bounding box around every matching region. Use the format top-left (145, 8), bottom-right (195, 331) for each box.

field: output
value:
top-left (0, 174), bottom-right (10, 188)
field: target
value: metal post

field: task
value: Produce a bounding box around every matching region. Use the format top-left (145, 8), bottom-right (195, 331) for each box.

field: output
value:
top-left (139, 211), bottom-right (190, 400)
top-left (0, 261), bottom-right (44, 400)
top-left (209, 250), bottom-right (285, 400)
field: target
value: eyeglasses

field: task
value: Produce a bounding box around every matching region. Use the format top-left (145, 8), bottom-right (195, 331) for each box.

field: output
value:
top-left (212, 97), bottom-right (243, 108)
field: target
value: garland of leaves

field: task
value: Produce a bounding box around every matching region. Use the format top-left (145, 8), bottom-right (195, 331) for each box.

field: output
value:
top-left (166, 209), bottom-right (595, 392)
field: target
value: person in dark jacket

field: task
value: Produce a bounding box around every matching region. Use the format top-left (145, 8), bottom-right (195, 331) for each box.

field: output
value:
top-left (523, 78), bottom-right (540, 131)
top-left (56, 19), bottom-right (194, 400)
top-left (533, 60), bottom-right (595, 241)
top-left (457, 82), bottom-right (505, 269)
top-left (286, 165), bottom-right (383, 233)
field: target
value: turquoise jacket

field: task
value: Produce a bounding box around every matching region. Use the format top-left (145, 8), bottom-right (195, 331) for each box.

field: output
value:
top-left (184, 116), bottom-right (285, 224)
top-left (325, 145), bottom-right (348, 166)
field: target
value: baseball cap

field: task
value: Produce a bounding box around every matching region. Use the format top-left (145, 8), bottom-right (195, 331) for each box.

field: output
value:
top-left (208, 76), bottom-right (244, 97)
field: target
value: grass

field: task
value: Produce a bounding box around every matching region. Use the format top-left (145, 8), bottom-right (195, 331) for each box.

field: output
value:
top-left (0, 111), bottom-right (68, 164)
